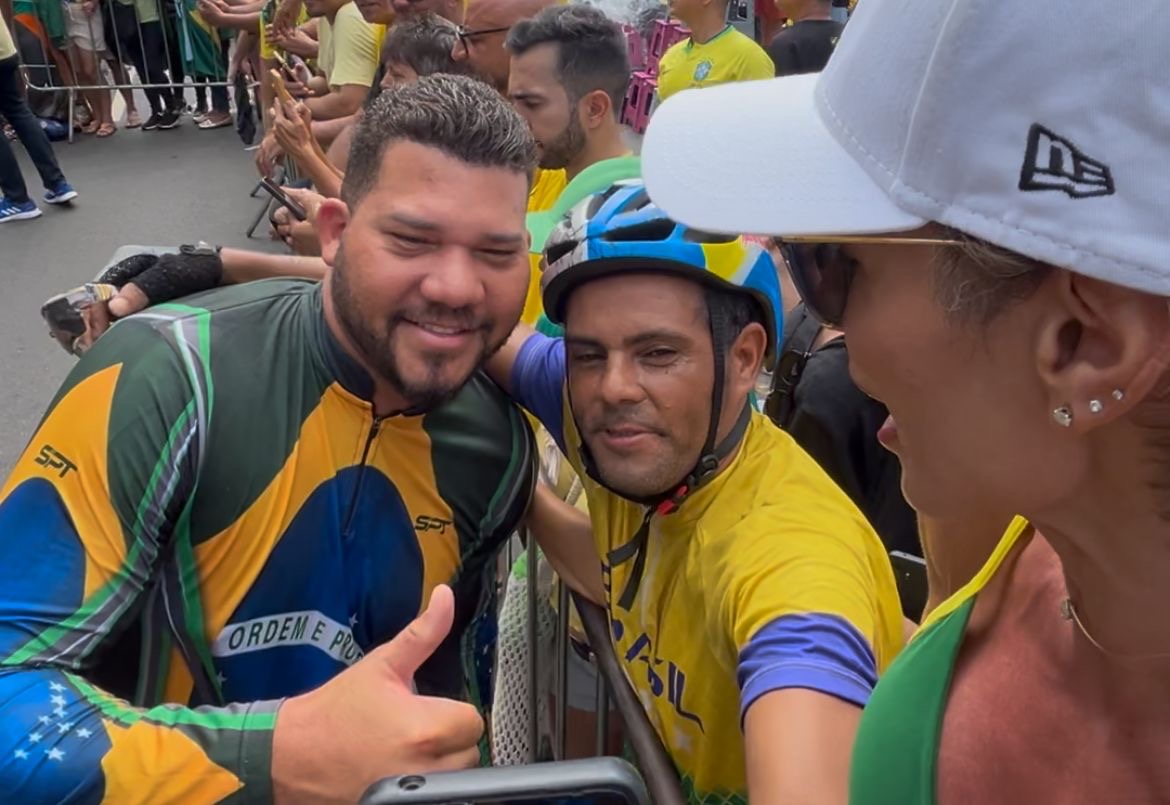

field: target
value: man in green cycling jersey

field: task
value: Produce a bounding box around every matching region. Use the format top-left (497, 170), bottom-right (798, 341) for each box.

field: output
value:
top-left (0, 75), bottom-right (539, 802)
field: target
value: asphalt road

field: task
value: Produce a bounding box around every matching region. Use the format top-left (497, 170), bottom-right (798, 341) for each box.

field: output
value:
top-left (0, 119), bottom-right (282, 476)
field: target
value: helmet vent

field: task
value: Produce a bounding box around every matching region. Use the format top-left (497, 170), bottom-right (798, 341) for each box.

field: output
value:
top-left (682, 228), bottom-right (737, 244)
top-left (587, 183), bottom-right (632, 217)
top-left (545, 238), bottom-right (577, 265)
top-left (601, 219), bottom-right (676, 243)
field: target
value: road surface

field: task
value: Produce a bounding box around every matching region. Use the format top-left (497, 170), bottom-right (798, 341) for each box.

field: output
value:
top-left (0, 120), bottom-right (282, 476)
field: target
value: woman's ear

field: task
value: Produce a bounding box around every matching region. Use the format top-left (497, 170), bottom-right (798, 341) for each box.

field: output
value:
top-left (1036, 270), bottom-right (1170, 430)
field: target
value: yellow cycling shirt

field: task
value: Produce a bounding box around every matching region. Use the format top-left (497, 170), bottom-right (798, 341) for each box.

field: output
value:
top-left (511, 334), bottom-right (904, 802)
top-left (657, 25), bottom-right (774, 102)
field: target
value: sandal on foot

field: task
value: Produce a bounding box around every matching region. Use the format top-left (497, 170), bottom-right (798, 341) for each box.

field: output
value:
top-left (197, 115), bottom-right (233, 129)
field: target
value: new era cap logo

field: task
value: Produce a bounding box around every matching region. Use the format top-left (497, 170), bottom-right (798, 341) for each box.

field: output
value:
top-left (1019, 124), bottom-right (1115, 199)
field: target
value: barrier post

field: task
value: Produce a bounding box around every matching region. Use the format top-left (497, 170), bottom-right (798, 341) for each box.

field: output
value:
top-left (573, 593), bottom-right (686, 805)
top-left (554, 581), bottom-right (569, 759)
top-left (524, 529), bottom-right (539, 763)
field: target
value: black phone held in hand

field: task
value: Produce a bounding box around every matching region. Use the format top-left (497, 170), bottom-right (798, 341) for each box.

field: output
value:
top-left (260, 177), bottom-right (308, 222)
top-left (360, 758), bottom-right (651, 805)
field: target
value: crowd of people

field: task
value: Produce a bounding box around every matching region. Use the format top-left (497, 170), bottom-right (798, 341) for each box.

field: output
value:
top-left (0, 0), bottom-right (1166, 802)
top-left (0, 0), bottom-right (847, 220)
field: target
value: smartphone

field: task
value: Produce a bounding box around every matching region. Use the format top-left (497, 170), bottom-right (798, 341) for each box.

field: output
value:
top-left (359, 758), bottom-right (651, 805)
top-left (41, 283), bottom-right (118, 355)
top-left (259, 176), bottom-right (307, 222)
top-left (270, 68), bottom-right (296, 107)
top-left (889, 550), bottom-right (929, 622)
top-left (271, 50), bottom-right (297, 81)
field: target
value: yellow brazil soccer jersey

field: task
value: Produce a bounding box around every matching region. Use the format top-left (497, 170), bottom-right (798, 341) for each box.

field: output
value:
top-left (522, 168), bottom-right (568, 325)
top-left (657, 26), bottom-right (774, 103)
top-left (511, 334), bottom-right (904, 802)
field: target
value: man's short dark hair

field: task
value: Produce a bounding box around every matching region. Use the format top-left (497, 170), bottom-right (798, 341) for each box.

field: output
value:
top-left (381, 14), bottom-right (463, 77)
top-left (505, 4), bottom-right (631, 111)
top-left (342, 74), bottom-right (537, 206)
top-left (705, 285), bottom-right (766, 347)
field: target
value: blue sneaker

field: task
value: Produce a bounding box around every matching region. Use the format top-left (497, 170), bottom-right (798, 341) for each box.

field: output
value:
top-left (0, 197), bottom-right (42, 222)
top-left (44, 181), bottom-right (78, 205)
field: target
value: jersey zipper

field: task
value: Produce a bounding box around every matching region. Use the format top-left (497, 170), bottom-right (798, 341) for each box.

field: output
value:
top-left (342, 415), bottom-right (386, 539)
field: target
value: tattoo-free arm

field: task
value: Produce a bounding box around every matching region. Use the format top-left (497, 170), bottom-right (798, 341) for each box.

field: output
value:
top-left (219, 248), bottom-right (327, 284)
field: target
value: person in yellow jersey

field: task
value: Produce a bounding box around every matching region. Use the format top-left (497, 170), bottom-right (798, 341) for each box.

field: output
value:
top-left (656, 0), bottom-right (773, 102)
top-left (490, 181), bottom-right (904, 803)
top-left (253, 0), bottom-right (381, 174)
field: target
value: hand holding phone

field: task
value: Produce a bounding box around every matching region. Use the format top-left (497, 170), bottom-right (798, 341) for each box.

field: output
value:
top-left (260, 177), bottom-right (308, 222)
top-left (360, 758), bottom-right (651, 804)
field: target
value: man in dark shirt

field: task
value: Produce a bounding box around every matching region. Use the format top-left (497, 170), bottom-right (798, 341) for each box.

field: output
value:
top-left (766, 0), bottom-right (844, 76)
top-left (767, 303), bottom-right (919, 560)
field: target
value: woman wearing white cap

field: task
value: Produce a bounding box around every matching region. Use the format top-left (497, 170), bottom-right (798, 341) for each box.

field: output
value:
top-left (641, 0), bottom-right (1170, 801)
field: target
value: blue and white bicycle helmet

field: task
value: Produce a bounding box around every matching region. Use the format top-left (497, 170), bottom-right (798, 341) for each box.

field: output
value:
top-left (542, 180), bottom-right (783, 367)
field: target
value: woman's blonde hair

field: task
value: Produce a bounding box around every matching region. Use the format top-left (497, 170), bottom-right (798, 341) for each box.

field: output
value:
top-left (932, 231), bottom-right (1051, 323)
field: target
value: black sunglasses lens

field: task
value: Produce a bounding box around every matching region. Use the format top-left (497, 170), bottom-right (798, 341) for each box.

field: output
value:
top-left (785, 243), bottom-right (851, 328)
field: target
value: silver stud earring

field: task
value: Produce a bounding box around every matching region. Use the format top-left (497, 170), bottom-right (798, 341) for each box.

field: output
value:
top-left (1088, 399), bottom-right (1104, 414)
top-left (1112, 389), bottom-right (1125, 401)
top-left (1053, 406), bottom-right (1073, 427)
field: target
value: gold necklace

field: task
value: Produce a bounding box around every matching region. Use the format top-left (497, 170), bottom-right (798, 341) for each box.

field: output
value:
top-left (1060, 598), bottom-right (1170, 661)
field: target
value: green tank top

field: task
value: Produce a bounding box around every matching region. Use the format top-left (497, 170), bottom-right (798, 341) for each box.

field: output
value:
top-left (849, 517), bottom-right (1031, 804)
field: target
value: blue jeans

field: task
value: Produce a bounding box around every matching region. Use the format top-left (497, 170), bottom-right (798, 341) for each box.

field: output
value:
top-left (0, 55), bottom-right (66, 204)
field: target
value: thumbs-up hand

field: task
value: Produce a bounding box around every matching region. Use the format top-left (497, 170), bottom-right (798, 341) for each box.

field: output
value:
top-left (272, 585), bottom-right (484, 804)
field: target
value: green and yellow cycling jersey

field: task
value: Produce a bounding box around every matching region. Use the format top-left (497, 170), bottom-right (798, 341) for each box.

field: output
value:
top-left (0, 279), bottom-right (535, 802)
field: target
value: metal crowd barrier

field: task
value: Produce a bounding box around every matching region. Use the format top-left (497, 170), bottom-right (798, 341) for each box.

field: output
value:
top-left (572, 592), bottom-right (687, 805)
top-left (12, 0), bottom-right (233, 142)
top-left (514, 527), bottom-right (686, 804)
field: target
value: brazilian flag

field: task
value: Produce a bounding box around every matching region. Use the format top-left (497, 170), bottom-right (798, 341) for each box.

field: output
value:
top-left (175, 0), bottom-right (225, 80)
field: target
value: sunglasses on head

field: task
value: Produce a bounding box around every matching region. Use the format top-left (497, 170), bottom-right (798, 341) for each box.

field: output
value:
top-left (776, 235), bottom-right (963, 329)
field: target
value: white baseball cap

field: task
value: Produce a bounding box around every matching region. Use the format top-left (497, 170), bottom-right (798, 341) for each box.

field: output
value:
top-left (642, 0), bottom-right (1170, 295)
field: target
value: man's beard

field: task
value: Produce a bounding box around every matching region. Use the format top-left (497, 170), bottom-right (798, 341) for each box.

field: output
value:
top-left (330, 246), bottom-right (505, 411)
top-left (540, 114), bottom-right (586, 170)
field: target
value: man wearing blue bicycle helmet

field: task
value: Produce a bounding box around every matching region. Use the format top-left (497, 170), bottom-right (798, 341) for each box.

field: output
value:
top-left (490, 180), bottom-right (904, 803)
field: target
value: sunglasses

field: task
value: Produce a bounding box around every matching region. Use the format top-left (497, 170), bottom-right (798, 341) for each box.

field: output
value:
top-left (455, 24), bottom-right (510, 54)
top-left (776, 235), bottom-right (962, 329)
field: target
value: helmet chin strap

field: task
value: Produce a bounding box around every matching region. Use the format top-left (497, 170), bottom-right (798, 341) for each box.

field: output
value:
top-left (572, 305), bottom-right (753, 611)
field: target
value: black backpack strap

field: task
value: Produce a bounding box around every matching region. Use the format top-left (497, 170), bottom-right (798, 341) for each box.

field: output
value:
top-left (767, 304), bottom-right (825, 428)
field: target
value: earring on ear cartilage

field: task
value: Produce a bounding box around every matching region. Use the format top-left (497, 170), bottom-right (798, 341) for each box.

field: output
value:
top-left (1088, 399), bottom-right (1104, 414)
top-left (1112, 389), bottom-right (1125, 401)
top-left (1053, 406), bottom-right (1073, 427)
